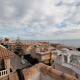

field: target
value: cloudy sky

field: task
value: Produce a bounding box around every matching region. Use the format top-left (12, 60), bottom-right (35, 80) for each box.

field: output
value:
top-left (0, 0), bottom-right (80, 40)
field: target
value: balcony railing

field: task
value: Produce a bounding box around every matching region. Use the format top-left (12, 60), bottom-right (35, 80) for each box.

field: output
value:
top-left (62, 62), bottom-right (80, 74)
top-left (54, 61), bottom-right (80, 74)
top-left (0, 69), bottom-right (8, 78)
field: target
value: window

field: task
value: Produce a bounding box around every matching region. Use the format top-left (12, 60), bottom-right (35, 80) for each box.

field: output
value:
top-left (0, 59), bottom-right (5, 71)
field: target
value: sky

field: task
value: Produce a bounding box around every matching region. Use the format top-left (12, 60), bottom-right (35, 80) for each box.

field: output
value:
top-left (0, 0), bottom-right (80, 40)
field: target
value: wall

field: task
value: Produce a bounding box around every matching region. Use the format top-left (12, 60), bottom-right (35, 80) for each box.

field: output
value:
top-left (0, 72), bottom-right (19, 80)
top-left (40, 73), bottom-right (54, 80)
top-left (54, 64), bottom-right (80, 80)
top-left (27, 72), bottom-right (40, 80)
top-left (55, 64), bottom-right (75, 76)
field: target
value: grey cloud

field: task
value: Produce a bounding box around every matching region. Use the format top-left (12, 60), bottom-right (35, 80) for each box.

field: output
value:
top-left (0, 0), bottom-right (80, 39)
top-left (0, 0), bottom-right (32, 20)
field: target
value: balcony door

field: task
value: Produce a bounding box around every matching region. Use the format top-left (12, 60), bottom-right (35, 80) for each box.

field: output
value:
top-left (0, 59), bottom-right (5, 71)
top-left (64, 55), bottom-right (68, 63)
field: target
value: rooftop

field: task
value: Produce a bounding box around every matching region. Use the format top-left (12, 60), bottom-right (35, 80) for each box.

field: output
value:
top-left (0, 45), bottom-right (13, 59)
top-left (62, 50), bottom-right (80, 56)
top-left (1, 63), bottom-right (77, 80)
top-left (22, 63), bottom-right (77, 80)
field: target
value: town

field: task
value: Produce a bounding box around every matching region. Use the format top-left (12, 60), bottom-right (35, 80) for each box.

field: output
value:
top-left (0, 38), bottom-right (80, 80)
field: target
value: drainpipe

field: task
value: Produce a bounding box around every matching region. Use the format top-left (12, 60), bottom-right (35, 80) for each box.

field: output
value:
top-left (67, 55), bottom-right (71, 63)
top-left (16, 69), bottom-right (25, 80)
top-left (49, 52), bottom-right (52, 66)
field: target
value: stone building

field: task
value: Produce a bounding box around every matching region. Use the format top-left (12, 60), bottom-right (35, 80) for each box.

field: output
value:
top-left (0, 45), bottom-right (13, 78)
top-left (31, 51), bottom-right (57, 65)
top-left (54, 50), bottom-right (80, 79)
top-left (0, 44), bottom-right (30, 79)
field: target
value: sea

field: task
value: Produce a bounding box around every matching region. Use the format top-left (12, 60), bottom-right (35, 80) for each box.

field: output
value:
top-left (48, 39), bottom-right (80, 48)
top-left (19, 39), bottom-right (80, 48)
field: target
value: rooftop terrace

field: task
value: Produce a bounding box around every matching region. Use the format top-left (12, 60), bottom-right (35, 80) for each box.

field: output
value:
top-left (1, 63), bottom-right (77, 80)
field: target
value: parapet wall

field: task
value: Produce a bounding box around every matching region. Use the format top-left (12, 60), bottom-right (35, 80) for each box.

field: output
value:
top-left (23, 63), bottom-right (77, 80)
top-left (1, 63), bottom-right (78, 80)
top-left (40, 64), bottom-right (77, 80)
top-left (0, 72), bottom-right (19, 80)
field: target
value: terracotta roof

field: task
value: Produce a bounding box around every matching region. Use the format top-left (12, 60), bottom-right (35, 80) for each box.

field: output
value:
top-left (0, 45), bottom-right (13, 59)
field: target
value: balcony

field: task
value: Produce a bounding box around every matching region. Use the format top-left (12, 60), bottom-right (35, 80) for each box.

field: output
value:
top-left (0, 69), bottom-right (8, 78)
top-left (54, 60), bottom-right (80, 75)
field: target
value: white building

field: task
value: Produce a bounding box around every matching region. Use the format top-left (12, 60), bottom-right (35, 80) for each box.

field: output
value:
top-left (54, 50), bottom-right (80, 79)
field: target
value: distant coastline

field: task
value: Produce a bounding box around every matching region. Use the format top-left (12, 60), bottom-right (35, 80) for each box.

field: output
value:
top-left (22, 39), bottom-right (80, 48)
